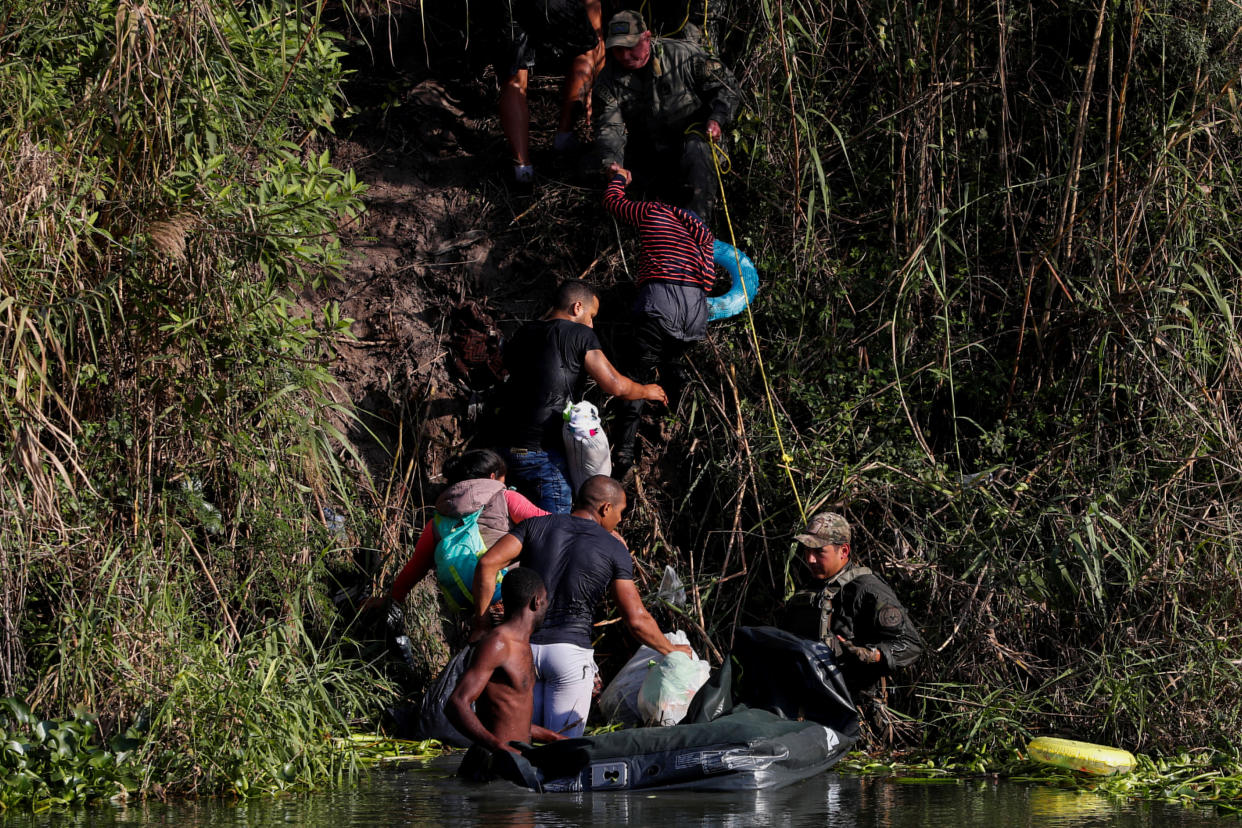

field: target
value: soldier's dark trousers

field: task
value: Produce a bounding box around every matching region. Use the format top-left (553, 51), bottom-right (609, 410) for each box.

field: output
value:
top-left (612, 314), bottom-right (691, 472)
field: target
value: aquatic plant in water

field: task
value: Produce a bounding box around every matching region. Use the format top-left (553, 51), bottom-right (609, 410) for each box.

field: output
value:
top-left (0, 698), bottom-right (142, 811)
top-left (841, 746), bottom-right (1242, 814)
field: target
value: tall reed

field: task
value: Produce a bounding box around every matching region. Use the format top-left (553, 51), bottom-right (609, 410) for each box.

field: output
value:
top-left (633, 0), bottom-right (1242, 751)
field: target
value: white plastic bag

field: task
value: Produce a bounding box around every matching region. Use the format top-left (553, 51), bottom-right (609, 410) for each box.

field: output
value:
top-left (562, 401), bottom-right (611, 493)
top-left (637, 650), bottom-right (711, 726)
top-left (598, 644), bottom-right (663, 725)
top-left (655, 565), bottom-right (686, 608)
top-left (598, 631), bottom-right (704, 726)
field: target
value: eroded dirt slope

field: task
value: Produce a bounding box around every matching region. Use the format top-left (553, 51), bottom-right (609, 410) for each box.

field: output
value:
top-left (310, 51), bottom-right (615, 480)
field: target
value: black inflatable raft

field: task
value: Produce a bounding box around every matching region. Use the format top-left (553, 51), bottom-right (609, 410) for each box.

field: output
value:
top-left (464, 627), bottom-right (860, 792)
top-left (521, 705), bottom-right (850, 792)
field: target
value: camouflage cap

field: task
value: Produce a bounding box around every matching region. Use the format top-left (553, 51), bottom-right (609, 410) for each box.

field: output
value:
top-left (605, 10), bottom-right (647, 49)
top-left (794, 512), bottom-right (851, 547)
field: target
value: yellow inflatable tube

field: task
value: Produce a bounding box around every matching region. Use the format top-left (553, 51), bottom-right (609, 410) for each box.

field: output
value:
top-left (1027, 736), bottom-right (1136, 776)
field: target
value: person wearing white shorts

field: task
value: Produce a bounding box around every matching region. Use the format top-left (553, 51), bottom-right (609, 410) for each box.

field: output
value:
top-left (530, 641), bottom-right (597, 737)
top-left (472, 475), bottom-right (691, 737)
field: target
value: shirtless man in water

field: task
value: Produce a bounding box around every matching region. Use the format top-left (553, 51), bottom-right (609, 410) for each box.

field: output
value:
top-left (448, 567), bottom-right (564, 776)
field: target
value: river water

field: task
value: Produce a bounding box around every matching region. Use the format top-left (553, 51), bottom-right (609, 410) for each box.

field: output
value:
top-left (8, 756), bottom-right (1233, 827)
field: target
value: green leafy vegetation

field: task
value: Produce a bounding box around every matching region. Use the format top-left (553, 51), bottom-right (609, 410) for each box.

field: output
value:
top-left (338, 0), bottom-right (1242, 783)
top-left (0, 0), bottom-right (389, 805)
top-left (0, 697), bottom-right (141, 811)
top-left (339, 734), bottom-right (446, 766)
top-left (625, 0), bottom-right (1242, 761)
top-left (4, 0), bottom-right (1242, 812)
top-left (842, 747), bottom-right (1242, 814)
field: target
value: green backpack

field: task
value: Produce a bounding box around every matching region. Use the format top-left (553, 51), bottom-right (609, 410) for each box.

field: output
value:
top-left (433, 510), bottom-right (504, 612)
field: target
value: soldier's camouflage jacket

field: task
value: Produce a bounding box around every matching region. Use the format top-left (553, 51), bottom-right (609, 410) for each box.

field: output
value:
top-left (592, 37), bottom-right (741, 168)
top-left (787, 562), bottom-right (924, 696)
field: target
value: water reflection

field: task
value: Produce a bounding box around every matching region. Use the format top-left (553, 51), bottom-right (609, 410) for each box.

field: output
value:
top-left (1026, 785), bottom-right (1119, 825)
top-left (7, 756), bottom-right (1229, 827)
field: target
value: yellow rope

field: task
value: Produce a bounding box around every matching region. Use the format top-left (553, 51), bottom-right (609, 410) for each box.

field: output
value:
top-left (699, 130), bottom-right (807, 522)
top-left (637, 0), bottom-right (709, 45)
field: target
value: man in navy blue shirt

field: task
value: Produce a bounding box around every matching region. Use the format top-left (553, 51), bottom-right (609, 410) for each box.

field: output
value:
top-left (470, 475), bottom-right (690, 736)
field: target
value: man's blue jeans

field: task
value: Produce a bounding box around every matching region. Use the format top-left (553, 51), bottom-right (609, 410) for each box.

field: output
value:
top-left (504, 447), bottom-right (573, 514)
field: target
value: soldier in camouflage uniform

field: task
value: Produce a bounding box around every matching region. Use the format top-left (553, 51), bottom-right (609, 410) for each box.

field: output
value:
top-left (591, 10), bottom-right (740, 224)
top-left (786, 512), bottom-right (923, 740)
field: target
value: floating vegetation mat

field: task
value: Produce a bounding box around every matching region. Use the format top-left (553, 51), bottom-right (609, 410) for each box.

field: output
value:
top-left (840, 749), bottom-right (1242, 813)
top-left (340, 723), bottom-right (628, 767)
top-left (338, 735), bottom-right (450, 766)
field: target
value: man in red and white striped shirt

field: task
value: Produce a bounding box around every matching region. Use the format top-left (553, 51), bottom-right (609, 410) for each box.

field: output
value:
top-left (603, 165), bottom-right (714, 476)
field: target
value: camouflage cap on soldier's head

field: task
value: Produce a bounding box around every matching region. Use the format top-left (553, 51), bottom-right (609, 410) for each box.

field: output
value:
top-left (605, 10), bottom-right (647, 49)
top-left (794, 512), bottom-right (851, 547)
